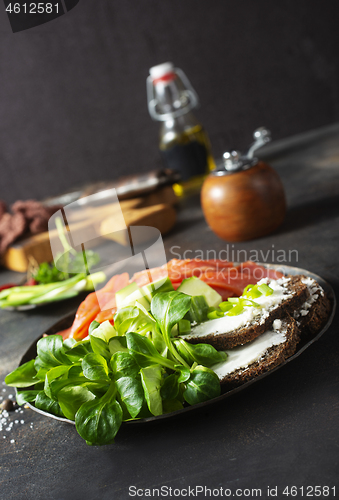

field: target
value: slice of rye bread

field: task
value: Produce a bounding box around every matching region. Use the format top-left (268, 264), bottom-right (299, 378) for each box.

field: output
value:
top-left (184, 275), bottom-right (309, 351)
top-left (215, 316), bottom-right (300, 388)
top-left (293, 277), bottom-right (331, 336)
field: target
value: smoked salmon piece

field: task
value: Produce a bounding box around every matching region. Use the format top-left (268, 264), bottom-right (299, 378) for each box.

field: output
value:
top-left (132, 259), bottom-right (234, 287)
top-left (235, 261), bottom-right (284, 280)
top-left (58, 327), bottom-right (72, 341)
top-left (69, 273), bottom-right (129, 341)
top-left (95, 307), bottom-right (117, 323)
top-left (131, 259), bottom-right (281, 300)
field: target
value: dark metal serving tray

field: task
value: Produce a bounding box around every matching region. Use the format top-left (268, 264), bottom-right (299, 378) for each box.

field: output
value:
top-left (18, 264), bottom-right (336, 426)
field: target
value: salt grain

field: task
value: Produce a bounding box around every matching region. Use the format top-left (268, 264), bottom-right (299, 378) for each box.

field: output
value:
top-left (20, 420), bottom-right (24, 424)
top-left (10, 439), bottom-right (15, 444)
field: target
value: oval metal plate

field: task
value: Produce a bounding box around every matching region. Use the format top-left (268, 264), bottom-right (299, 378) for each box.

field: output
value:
top-left (18, 264), bottom-right (336, 426)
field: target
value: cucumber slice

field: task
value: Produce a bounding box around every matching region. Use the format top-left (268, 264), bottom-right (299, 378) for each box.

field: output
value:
top-left (115, 283), bottom-right (150, 310)
top-left (177, 277), bottom-right (222, 308)
top-left (115, 283), bottom-right (140, 309)
top-left (141, 277), bottom-right (174, 302)
top-left (124, 289), bottom-right (150, 310)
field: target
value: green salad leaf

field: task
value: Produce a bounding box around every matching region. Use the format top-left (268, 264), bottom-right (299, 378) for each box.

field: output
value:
top-left (151, 291), bottom-right (192, 366)
top-left (160, 373), bottom-right (180, 401)
top-left (111, 352), bottom-right (140, 379)
top-left (116, 376), bottom-right (144, 418)
top-left (140, 365), bottom-right (163, 417)
top-left (82, 353), bottom-right (111, 381)
top-left (184, 366), bottom-right (221, 405)
top-left (5, 285), bottom-right (228, 446)
top-left (35, 391), bottom-right (65, 417)
top-left (16, 389), bottom-right (40, 406)
top-left (58, 385), bottom-right (95, 421)
top-left (75, 383), bottom-right (123, 446)
top-left (5, 359), bottom-right (38, 388)
top-left (174, 339), bottom-right (227, 367)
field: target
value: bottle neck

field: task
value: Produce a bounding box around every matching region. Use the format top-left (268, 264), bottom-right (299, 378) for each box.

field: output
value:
top-left (155, 77), bottom-right (191, 117)
top-left (160, 112), bottom-right (201, 133)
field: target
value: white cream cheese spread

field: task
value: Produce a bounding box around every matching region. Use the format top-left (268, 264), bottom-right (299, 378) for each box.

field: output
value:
top-left (183, 277), bottom-right (292, 339)
top-left (211, 319), bottom-right (287, 380)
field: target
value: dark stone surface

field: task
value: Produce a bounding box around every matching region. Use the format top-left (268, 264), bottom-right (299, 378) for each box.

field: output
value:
top-left (1, 0), bottom-right (339, 204)
top-left (0, 127), bottom-right (339, 499)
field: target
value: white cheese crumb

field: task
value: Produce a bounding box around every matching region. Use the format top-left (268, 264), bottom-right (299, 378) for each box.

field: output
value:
top-left (273, 319), bottom-right (282, 330)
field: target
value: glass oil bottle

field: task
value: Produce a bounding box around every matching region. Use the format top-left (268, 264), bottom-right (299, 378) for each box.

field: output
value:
top-left (147, 62), bottom-right (215, 196)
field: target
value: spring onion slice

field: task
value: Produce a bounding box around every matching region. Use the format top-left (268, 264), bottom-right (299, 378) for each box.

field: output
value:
top-left (205, 282), bottom-right (274, 320)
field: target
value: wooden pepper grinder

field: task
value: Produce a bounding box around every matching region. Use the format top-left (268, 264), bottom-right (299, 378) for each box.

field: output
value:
top-left (201, 128), bottom-right (286, 241)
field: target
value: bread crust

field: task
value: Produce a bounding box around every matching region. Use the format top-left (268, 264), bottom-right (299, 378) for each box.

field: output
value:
top-left (186, 275), bottom-right (309, 350)
top-left (293, 278), bottom-right (332, 336)
top-left (219, 317), bottom-right (300, 388)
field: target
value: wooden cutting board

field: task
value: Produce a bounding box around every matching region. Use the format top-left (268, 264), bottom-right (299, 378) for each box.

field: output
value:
top-left (2, 186), bottom-right (177, 272)
top-left (101, 203), bottom-right (176, 246)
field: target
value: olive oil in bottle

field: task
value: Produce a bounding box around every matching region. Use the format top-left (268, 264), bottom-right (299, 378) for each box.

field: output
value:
top-left (147, 62), bottom-right (215, 196)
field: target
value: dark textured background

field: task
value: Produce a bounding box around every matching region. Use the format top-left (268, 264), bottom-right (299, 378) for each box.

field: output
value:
top-left (0, 0), bottom-right (339, 204)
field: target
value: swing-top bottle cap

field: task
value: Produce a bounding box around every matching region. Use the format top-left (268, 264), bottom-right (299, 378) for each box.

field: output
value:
top-left (147, 63), bottom-right (199, 120)
top-left (149, 62), bottom-right (174, 80)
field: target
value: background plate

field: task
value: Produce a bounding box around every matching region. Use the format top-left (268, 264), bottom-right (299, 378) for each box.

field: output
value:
top-left (18, 264), bottom-right (336, 426)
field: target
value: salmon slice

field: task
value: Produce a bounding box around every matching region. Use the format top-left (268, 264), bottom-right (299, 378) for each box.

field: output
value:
top-left (70, 294), bottom-right (100, 341)
top-left (132, 259), bottom-right (234, 286)
top-left (235, 261), bottom-right (284, 280)
top-left (132, 260), bottom-right (283, 301)
top-left (199, 282), bottom-right (240, 301)
top-left (132, 268), bottom-right (167, 287)
top-left (58, 327), bottom-right (72, 341)
top-left (69, 273), bottom-right (129, 341)
top-left (95, 307), bottom-right (117, 323)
